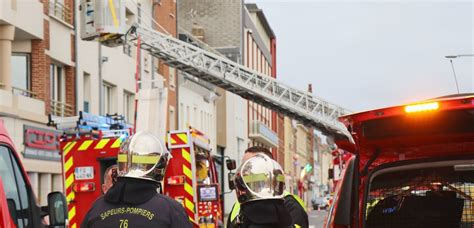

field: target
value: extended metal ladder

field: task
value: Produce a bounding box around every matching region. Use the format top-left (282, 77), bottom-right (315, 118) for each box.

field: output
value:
top-left (125, 25), bottom-right (352, 139)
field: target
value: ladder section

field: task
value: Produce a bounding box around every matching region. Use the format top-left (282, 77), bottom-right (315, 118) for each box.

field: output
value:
top-left (131, 26), bottom-right (352, 139)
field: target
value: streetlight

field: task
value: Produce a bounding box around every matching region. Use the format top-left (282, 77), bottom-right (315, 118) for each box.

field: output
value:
top-left (444, 54), bottom-right (474, 94)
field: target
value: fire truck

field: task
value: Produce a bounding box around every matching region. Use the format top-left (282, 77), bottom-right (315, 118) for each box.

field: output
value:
top-left (48, 112), bottom-right (224, 227)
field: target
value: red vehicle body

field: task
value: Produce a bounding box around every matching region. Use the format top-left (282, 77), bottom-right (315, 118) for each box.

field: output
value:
top-left (57, 126), bottom-right (222, 228)
top-left (0, 120), bottom-right (66, 228)
top-left (326, 94), bottom-right (474, 228)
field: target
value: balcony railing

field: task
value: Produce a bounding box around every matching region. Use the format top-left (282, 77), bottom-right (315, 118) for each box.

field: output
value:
top-left (12, 87), bottom-right (37, 98)
top-left (49, 0), bottom-right (72, 23)
top-left (51, 100), bottom-right (74, 117)
top-left (249, 120), bottom-right (279, 147)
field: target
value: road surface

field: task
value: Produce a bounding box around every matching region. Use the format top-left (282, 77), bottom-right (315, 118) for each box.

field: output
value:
top-left (308, 209), bottom-right (328, 228)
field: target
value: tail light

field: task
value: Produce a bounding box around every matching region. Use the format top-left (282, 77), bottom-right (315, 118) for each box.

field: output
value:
top-left (73, 182), bottom-right (96, 192)
top-left (167, 175), bottom-right (185, 185)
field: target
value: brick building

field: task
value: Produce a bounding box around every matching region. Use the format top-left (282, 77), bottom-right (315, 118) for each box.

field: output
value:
top-left (0, 0), bottom-right (76, 205)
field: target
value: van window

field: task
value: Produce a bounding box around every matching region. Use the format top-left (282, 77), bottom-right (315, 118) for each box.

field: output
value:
top-left (0, 145), bottom-right (31, 227)
top-left (365, 164), bottom-right (474, 227)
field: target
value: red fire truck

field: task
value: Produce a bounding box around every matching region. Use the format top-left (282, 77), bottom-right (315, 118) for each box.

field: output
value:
top-left (0, 119), bottom-right (67, 228)
top-left (49, 112), bottom-right (224, 228)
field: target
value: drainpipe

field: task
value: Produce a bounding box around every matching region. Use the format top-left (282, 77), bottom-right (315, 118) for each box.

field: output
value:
top-left (98, 43), bottom-right (103, 115)
top-left (74, 1), bottom-right (79, 114)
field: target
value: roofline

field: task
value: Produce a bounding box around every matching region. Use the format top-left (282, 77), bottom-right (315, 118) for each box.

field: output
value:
top-left (245, 3), bottom-right (276, 39)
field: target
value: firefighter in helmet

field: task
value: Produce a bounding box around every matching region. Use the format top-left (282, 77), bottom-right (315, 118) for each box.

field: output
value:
top-left (230, 152), bottom-right (293, 228)
top-left (81, 131), bottom-right (192, 228)
top-left (228, 146), bottom-right (309, 228)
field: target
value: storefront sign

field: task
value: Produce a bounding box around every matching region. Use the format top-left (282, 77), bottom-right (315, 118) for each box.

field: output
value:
top-left (23, 125), bottom-right (61, 161)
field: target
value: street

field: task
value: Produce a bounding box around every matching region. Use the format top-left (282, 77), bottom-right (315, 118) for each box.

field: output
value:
top-left (308, 210), bottom-right (328, 228)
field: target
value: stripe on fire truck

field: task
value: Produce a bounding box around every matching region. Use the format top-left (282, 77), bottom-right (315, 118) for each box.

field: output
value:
top-left (67, 191), bottom-right (75, 202)
top-left (183, 165), bottom-right (192, 179)
top-left (68, 206), bottom-right (76, 223)
top-left (64, 157), bottom-right (73, 173)
top-left (184, 182), bottom-right (194, 196)
top-left (65, 174), bottom-right (74, 189)
top-left (78, 140), bottom-right (94, 151)
top-left (177, 133), bottom-right (188, 144)
top-left (94, 139), bottom-right (110, 149)
top-left (111, 138), bottom-right (123, 148)
top-left (185, 197), bottom-right (195, 212)
top-left (182, 148), bottom-right (191, 163)
top-left (63, 141), bottom-right (77, 156)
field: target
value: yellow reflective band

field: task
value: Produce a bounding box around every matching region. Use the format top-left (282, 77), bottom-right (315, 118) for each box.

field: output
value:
top-left (62, 142), bottom-right (71, 150)
top-left (78, 140), bottom-right (93, 151)
top-left (171, 137), bottom-right (177, 144)
top-left (67, 191), bottom-right (75, 202)
top-left (184, 182), bottom-right (194, 196)
top-left (289, 193), bottom-right (307, 213)
top-left (94, 139), bottom-right (110, 149)
top-left (63, 141), bottom-right (76, 156)
top-left (230, 202), bottom-right (241, 221)
top-left (295, 225), bottom-right (301, 228)
top-left (178, 133), bottom-right (188, 144)
top-left (68, 206), bottom-right (76, 220)
top-left (183, 165), bottom-right (192, 179)
top-left (182, 148), bottom-right (191, 163)
top-left (132, 155), bottom-right (159, 164)
top-left (188, 216), bottom-right (195, 223)
top-left (65, 174), bottom-right (74, 189)
top-left (64, 157), bottom-right (73, 173)
top-left (185, 198), bottom-right (195, 212)
top-left (71, 223), bottom-right (77, 228)
top-left (117, 154), bottom-right (127, 162)
top-left (242, 173), bottom-right (268, 183)
top-left (111, 138), bottom-right (122, 148)
top-left (108, 0), bottom-right (119, 28)
top-left (276, 174), bottom-right (285, 183)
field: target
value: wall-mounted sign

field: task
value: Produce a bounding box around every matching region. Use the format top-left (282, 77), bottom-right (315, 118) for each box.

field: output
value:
top-left (23, 125), bottom-right (61, 161)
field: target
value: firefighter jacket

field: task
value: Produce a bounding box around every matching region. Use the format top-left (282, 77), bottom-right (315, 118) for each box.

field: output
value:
top-left (81, 177), bottom-right (192, 228)
top-left (227, 192), bottom-right (309, 228)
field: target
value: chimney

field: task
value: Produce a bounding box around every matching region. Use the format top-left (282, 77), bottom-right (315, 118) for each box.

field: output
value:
top-left (308, 84), bottom-right (313, 93)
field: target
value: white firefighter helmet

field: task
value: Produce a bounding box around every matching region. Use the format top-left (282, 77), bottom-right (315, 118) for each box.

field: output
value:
top-left (117, 131), bottom-right (169, 182)
top-left (234, 153), bottom-right (286, 204)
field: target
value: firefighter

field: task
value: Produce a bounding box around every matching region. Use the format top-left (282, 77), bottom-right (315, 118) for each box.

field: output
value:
top-left (81, 131), bottom-right (192, 228)
top-left (102, 165), bottom-right (117, 194)
top-left (230, 153), bottom-right (292, 228)
top-left (227, 146), bottom-right (309, 228)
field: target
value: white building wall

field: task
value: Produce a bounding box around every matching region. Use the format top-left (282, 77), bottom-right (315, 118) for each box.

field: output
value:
top-left (178, 80), bottom-right (217, 152)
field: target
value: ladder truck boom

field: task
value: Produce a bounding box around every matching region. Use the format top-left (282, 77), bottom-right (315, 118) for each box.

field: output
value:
top-left (81, 1), bottom-right (352, 140)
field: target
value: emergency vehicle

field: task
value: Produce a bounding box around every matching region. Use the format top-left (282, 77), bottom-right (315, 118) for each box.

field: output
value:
top-left (48, 111), bottom-right (224, 227)
top-left (165, 128), bottom-right (223, 227)
top-left (326, 94), bottom-right (474, 228)
top-left (0, 119), bottom-right (67, 228)
top-left (48, 111), bottom-right (132, 228)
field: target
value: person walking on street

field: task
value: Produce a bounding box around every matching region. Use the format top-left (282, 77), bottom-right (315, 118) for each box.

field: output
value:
top-left (81, 131), bottom-right (192, 228)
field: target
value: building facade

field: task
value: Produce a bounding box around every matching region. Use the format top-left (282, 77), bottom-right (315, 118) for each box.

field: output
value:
top-left (0, 0), bottom-right (76, 205)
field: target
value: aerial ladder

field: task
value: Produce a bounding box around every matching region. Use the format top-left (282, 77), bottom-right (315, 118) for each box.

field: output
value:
top-left (80, 0), bottom-right (353, 141)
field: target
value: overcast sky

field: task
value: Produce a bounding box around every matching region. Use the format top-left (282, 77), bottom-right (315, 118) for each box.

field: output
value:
top-left (246, 0), bottom-right (473, 112)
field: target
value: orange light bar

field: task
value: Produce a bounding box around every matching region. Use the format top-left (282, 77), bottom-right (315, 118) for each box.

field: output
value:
top-left (404, 102), bottom-right (439, 113)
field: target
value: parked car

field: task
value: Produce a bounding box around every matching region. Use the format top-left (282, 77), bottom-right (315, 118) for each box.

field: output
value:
top-left (325, 94), bottom-right (474, 228)
top-left (312, 196), bottom-right (329, 210)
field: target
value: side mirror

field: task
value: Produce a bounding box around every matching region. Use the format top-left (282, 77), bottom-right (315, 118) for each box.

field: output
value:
top-left (6, 199), bottom-right (18, 227)
top-left (228, 172), bottom-right (236, 190)
top-left (47, 192), bottom-right (68, 226)
top-left (328, 168), bottom-right (334, 179)
top-left (226, 159), bottom-right (236, 171)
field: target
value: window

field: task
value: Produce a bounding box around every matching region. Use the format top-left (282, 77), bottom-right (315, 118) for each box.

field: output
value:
top-left (11, 53), bottom-right (31, 96)
top-left (123, 91), bottom-right (134, 123)
top-left (50, 63), bottom-right (65, 102)
top-left (83, 72), bottom-right (91, 112)
top-left (49, 0), bottom-right (71, 23)
top-left (102, 82), bottom-right (116, 115)
top-left (0, 146), bottom-right (31, 227)
top-left (169, 66), bottom-right (175, 89)
top-left (169, 106), bottom-right (176, 130)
